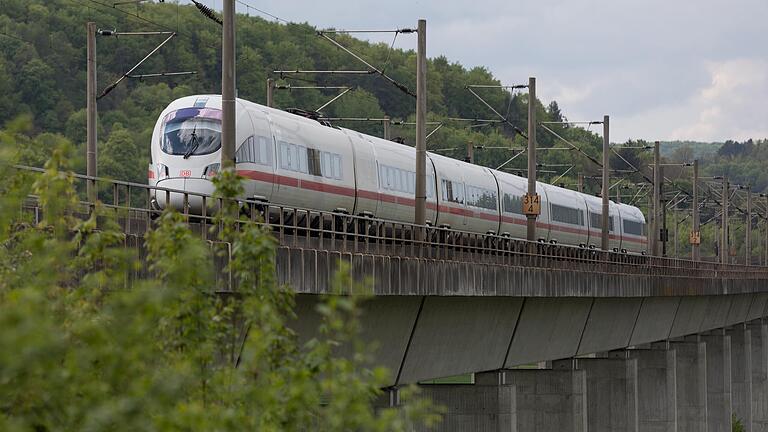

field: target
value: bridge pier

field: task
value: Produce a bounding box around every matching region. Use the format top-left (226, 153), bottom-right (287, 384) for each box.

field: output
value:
top-left (730, 325), bottom-right (754, 430)
top-left (408, 368), bottom-right (587, 432)
top-left (700, 332), bottom-right (733, 432)
top-left (479, 369), bottom-right (587, 432)
top-left (750, 321), bottom-right (768, 431)
top-left (628, 346), bottom-right (677, 432)
top-left (412, 381), bottom-right (516, 431)
top-left (670, 340), bottom-right (708, 432)
top-left (552, 355), bottom-right (638, 432)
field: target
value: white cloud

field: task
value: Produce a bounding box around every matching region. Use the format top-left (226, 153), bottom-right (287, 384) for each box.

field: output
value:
top-left (614, 59), bottom-right (768, 142)
top-left (213, 0), bottom-right (768, 141)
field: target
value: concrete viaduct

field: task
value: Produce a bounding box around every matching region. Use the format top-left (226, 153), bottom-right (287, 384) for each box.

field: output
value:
top-left (19, 168), bottom-right (768, 432)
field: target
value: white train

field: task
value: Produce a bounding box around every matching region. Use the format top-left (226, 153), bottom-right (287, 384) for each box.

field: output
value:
top-left (149, 95), bottom-right (648, 253)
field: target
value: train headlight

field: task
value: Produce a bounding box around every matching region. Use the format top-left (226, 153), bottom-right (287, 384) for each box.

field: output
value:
top-left (203, 163), bottom-right (220, 179)
top-left (156, 163), bottom-right (169, 179)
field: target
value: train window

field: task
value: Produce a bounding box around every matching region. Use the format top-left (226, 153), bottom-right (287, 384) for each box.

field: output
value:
top-left (257, 136), bottom-right (271, 165)
top-left (442, 179), bottom-right (465, 205)
top-left (305, 148), bottom-right (321, 176)
top-left (466, 185), bottom-right (498, 210)
top-left (236, 136), bottom-right (273, 167)
top-left (279, 141), bottom-right (291, 170)
top-left (623, 219), bottom-right (645, 236)
top-left (379, 164), bottom-right (424, 194)
top-left (297, 146), bottom-right (308, 173)
top-left (322, 152), bottom-right (332, 177)
top-left (236, 137), bottom-right (253, 163)
top-left (503, 193), bottom-right (523, 214)
top-left (551, 203), bottom-right (584, 226)
top-left (332, 154), bottom-right (342, 179)
top-left (381, 166), bottom-right (389, 188)
top-left (589, 212), bottom-right (615, 232)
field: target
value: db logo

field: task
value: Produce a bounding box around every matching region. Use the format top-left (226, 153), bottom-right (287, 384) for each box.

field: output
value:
top-left (179, 169), bottom-right (192, 177)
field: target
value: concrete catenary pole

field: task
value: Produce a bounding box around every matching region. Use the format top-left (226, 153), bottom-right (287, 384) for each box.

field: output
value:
top-left (673, 200), bottom-right (678, 258)
top-left (383, 116), bottom-right (390, 140)
top-left (601, 115), bottom-right (610, 251)
top-left (266, 78), bottom-right (275, 108)
top-left (747, 184), bottom-right (752, 265)
top-left (221, 0), bottom-right (236, 169)
top-left (647, 194), bottom-right (653, 255)
top-left (692, 159), bottom-right (700, 261)
top-left (661, 166), bottom-right (667, 257)
top-left (414, 19), bottom-right (427, 228)
top-left (652, 141), bottom-right (661, 256)
top-left (722, 177), bottom-right (729, 264)
top-left (526, 77), bottom-right (537, 242)
top-left (86, 22), bottom-right (97, 202)
top-left (466, 141), bottom-right (474, 164)
top-left (577, 174), bottom-right (584, 193)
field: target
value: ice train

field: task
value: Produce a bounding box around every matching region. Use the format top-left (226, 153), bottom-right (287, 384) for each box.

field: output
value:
top-left (149, 95), bottom-right (648, 252)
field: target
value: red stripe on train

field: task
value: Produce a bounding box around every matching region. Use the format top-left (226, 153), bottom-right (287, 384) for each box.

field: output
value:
top-left (236, 169), bottom-right (647, 243)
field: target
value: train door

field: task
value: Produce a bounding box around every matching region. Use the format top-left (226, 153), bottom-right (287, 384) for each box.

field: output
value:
top-left (244, 108), bottom-right (276, 203)
top-left (536, 182), bottom-right (552, 242)
top-left (615, 204), bottom-right (624, 251)
top-left (349, 132), bottom-right (378, 216)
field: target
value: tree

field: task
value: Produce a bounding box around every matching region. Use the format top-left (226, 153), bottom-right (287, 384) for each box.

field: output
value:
top-left (0, 125), bottom-right (442, 430)
top-left (100, 122), bottom-right (143, 184)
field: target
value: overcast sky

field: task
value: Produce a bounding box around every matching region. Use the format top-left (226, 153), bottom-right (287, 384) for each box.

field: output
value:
top-left (218, 0), bottom-right (767, 143)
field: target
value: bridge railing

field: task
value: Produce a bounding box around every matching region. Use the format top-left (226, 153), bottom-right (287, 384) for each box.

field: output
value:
top-left (13, 165), bottom-right (768, 282)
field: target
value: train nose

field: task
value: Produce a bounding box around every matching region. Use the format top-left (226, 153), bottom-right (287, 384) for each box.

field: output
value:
top-left (153, 177), bottom-right (216, 214)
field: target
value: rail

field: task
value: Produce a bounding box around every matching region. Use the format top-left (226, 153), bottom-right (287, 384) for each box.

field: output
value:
top-left (13, 165), bottom-right (768, 282)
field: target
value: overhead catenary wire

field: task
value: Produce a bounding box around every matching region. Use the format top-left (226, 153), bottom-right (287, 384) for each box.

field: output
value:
top-left (78, 0), bottom-right (220, 49)
top-left (550, 165), bottom-right (575, 184)
top-left (496, 148), bottom-right (526, 170)
top-left (465, 86), bottom-right (528, 139)
top-left (319, 29), bottom-right (417, 34)
top-left (317, 31), bottom-right (416, 98)
top-left (0, 30), bottom-right (34, 45)
top-left (235, 0), bottom-right (290, 23)
top-left (315, 87), bottom-right (352, 112)
top-left (539, 123), bottom-right (603, 168)
top-left (97, 32), bottom-right (177, 99)
top-left (274, 70), bottom-right (375, 75)
top-left (127, 71), bottom-right (196, 79)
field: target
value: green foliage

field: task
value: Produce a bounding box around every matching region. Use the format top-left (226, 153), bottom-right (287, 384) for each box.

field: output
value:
top-left (1, 0), bottom-right (572, 180)
top-left (100, 122), bottom-right (144, 184)
top-left (0, 123), bottom-right (441, 430)
top-left (733, 415), bottom-right (745, 432)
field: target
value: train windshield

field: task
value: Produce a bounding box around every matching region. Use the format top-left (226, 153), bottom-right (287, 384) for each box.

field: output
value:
top-left (161, 108), bottom-right (222, 157)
